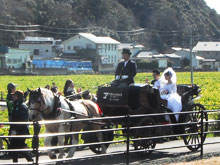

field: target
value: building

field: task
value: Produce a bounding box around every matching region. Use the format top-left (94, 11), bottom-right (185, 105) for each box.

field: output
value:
top-left (63, 33), bottom-right (120, 70)
top-left (118, 43), bottom-right (145, 60)
top-left (193, 42), bottom-right (220, 70)
top-left (0, 46), bottom-right (32, 69)
top-left (164, 54), bottom-right (181, 68)
top-left (172, 47), bottom-right (197, 68)
top-left (19, 36), bottom-right (63, 59)
top-left (193, 42), bottom-right (220, 61)
top-left (195, 56), bottom-right (204, 69)
top-left (133, 51), bottom-right (181, 69)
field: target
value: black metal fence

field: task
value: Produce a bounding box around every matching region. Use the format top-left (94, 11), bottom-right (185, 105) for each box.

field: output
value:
top-left (0, 108), bottom-right (220, 165)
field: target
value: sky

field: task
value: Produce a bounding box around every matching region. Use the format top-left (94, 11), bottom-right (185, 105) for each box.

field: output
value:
top-left (204, 0), bottom-right (220, 14)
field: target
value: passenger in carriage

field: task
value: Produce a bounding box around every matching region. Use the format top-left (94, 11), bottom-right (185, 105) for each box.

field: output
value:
top-left (45, 84), bottom-right (51, 90)
top-left (146, 69), bottom-right (161, 89)
top-left (115, 48), bottom-right (137, 88)
top-left (63, 79), bottom-right (82, 97)
top-left (159, 68), bottom-right (182, 122)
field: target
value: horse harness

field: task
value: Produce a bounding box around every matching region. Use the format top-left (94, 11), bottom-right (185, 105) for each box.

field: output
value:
top-left (64, 98), bottom-right (93, 118)
top-left (43, 94), bottom-right (62, 120)
top-left (30, 91), bottom-right (101, 124)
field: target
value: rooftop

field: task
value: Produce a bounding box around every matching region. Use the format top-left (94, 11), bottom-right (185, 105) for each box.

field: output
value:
top-left (193, 42), bottom-right (220, 52)
top-left (68, 33), bottom-right (121, 44)
top-left (165, 54), bottom-right (181, 58)
top-left (118, 43), bottom-right (144, 49)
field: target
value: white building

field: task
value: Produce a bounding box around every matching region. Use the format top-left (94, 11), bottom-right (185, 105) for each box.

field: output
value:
top-left (63, 33), bottom-right (120, 68)
top-left (0, 47), bottom-right (32, 69)
top-left (19, 36), bottom-right (63, 59)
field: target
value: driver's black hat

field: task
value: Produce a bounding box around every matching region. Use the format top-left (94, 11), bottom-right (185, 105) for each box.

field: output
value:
top-left (121, 48), bottom-right (132, 55)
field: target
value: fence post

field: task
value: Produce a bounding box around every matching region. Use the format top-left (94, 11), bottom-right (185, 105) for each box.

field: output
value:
top-left (200, 109), bottom-right (204, 158)
top-left (33, 121), bottom-right (41, 165)
top-left (1, 91), bottom-right (3, 101)
top-left (125, 115), bottom-right (130, 165)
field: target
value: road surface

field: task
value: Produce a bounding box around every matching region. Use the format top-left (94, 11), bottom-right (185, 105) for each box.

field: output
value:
top-left (1, 137), bottom-right (220, 165)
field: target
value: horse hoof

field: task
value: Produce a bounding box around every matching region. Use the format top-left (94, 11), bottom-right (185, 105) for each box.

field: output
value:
top-left (49, 154), bottom-right (57, 160)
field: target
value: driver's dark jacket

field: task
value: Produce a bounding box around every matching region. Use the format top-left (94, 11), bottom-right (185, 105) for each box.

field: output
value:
top-left (9, 99), bottom-right (29, 135)
top-left (115, 60), bottom-right (137, 85)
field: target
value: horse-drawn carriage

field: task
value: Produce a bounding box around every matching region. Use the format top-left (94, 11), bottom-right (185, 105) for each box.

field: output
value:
top-left (96, 83), bottom-right (208, 155)
top-left (27, 82), bottom-right (208, 159)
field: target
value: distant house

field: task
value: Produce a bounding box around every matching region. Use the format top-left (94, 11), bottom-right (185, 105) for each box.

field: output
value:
top-left (133, 50), bottom-right (181, 69)
top-left (193, 42), bottom-right (220, 61)
top-left (118, 43), bottom-right (145, 60)
top-left (172, 47), bottom-right (197, 68)
top-left (193, 42), bottom-right (220, 70)
top-left (19, 36), bottom-right (63, 59)
top-left (164, 54), bottom-right (181, 68)
top-left (0, 46), bottom-right (32, 69)
top-left (195, 56), bottom-right (204, 69)
top-left (63, 33), bottom-right (120, 71)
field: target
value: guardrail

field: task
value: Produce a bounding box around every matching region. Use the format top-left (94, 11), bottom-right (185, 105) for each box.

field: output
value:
top-left (0, 109), bottom-right (220, 165)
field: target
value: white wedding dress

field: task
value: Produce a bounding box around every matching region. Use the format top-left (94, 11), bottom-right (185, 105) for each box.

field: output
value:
top-left (159, 68), bottom-right (182, 121)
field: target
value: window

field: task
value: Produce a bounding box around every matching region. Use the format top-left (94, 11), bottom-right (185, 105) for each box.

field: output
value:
top-left (13, 59), bottom-right (17, 64)
top-left (18, 59), bottom-right (22, 63)
top-left (67, 46), bottom-right (71, 50)
top-left (45, 49), bottom-right (49, 52)
top-left (108, 44), bottom-right (110, 51)
top-left (98, 44), bottom-right (102, 53)
top-left (115, 45), bottom-right (117, 51)
top-left (33, 49), bottom-right (39, 55)
top-left (73, 46), bottom-right (80, 51)
top-left (7, 59), bottom-right (12, 64)
top-left (86, 44), bottom-right (92, 49)
top-left (105, 44), bottom-right (107, 53)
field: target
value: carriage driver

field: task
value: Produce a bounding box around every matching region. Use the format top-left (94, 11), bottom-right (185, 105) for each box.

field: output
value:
top-left (115, 48), bottom-right (137, 88)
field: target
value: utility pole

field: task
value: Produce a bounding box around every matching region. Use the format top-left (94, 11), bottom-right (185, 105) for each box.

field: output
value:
top-left (189, 31), bottom-right (194, 85)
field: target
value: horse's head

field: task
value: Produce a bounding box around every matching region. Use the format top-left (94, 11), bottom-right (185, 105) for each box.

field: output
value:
top-left (28, 88), bottom-right (47, 121)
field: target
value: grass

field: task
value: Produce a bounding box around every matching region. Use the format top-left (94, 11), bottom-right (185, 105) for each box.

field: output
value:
top-left (0, 72), bottom-right (219, 107)
top-left (0, 72), bottom-right (219, 147)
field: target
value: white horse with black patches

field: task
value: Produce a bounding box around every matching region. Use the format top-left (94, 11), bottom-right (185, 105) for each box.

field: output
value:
top-left (28, 88), bottom-right (106, 159)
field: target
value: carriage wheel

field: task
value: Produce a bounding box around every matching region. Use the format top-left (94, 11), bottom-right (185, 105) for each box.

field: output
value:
top-left (183, 104), bottom-right (208, 152)
top-left (134, 117), bottom-right (157, 156)
top-left (89, 124), bottom-right (114, 154)
top-left (0, 137), bottom-right (9, 158)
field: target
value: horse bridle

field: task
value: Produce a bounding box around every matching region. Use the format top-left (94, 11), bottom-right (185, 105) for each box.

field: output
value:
top-left (29, 94), bottom-right (47, 115)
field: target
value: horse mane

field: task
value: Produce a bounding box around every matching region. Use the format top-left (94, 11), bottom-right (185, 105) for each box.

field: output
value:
top-left (39, 87), bottom-right (53, 97)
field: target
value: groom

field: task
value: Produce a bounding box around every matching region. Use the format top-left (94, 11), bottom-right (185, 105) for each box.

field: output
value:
top-left (146, 69), bottom-right (161, 89)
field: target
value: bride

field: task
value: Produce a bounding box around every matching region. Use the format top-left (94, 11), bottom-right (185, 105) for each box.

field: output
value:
top-left (159, 68), bottom-right (182, 122)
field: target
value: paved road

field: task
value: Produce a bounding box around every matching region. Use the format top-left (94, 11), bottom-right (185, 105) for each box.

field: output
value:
top-left (1, 137), bottom-right (220, 165)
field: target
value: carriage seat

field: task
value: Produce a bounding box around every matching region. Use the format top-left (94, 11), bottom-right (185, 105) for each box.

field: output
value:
top-left (177, 85), bottom-right (192, 97)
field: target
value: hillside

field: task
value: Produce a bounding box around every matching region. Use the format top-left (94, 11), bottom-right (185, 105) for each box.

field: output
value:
top-left (0, 0), bottom-right (220, 52)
